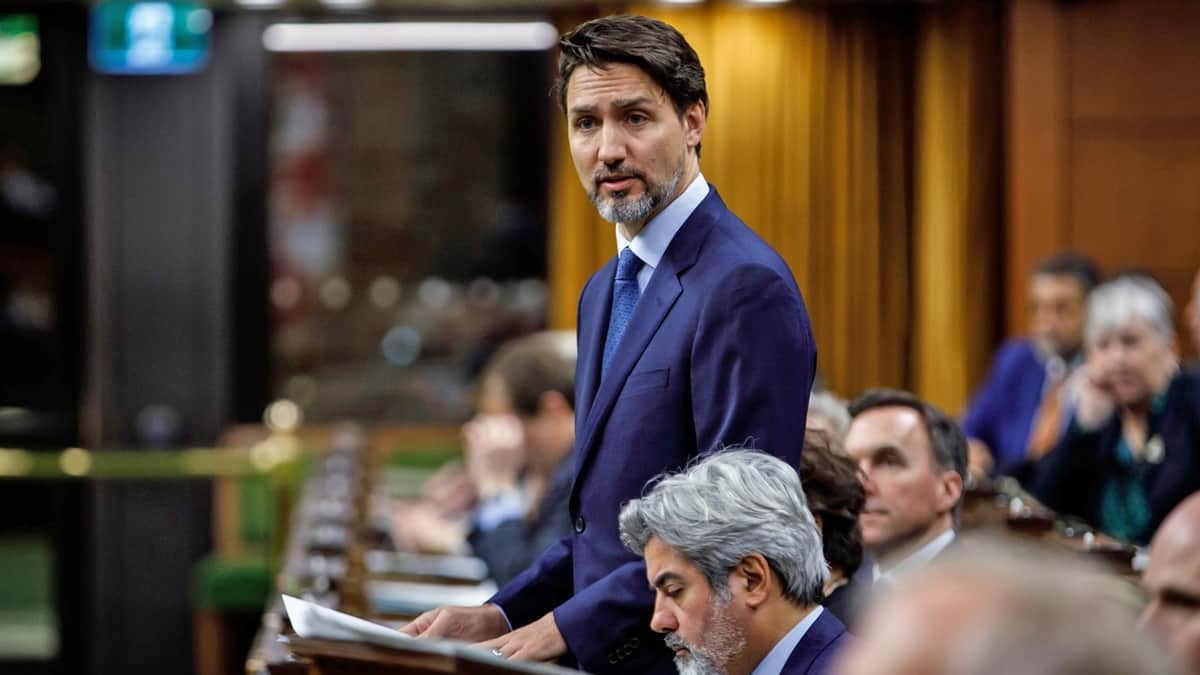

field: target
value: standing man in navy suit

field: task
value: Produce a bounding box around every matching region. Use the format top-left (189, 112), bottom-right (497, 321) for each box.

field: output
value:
top-left (402, 15), bottom-right (816, 673)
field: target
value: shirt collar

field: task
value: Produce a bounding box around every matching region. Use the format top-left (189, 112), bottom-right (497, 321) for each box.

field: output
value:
top-left (749, 606), bottom-right (824, 675)
top-left (873, 529), bottom-right (956, 583)
top-left (614, 172), bottom-right (708, 270)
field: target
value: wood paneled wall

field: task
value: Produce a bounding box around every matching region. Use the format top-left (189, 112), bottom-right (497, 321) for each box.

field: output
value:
top-left (1007, 0), bottom-right (1200, 358)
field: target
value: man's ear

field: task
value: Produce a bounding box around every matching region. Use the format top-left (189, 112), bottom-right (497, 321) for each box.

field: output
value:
top-left (731, 553), bottom-right (771, 609)
top-left (937, 469), bottom-right (964, 516)
top-left (682, 101), bottom-right (706, 152)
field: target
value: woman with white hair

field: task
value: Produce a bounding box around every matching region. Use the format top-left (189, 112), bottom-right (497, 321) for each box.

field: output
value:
top-left (1030, 275), bottom-right (1200, 545)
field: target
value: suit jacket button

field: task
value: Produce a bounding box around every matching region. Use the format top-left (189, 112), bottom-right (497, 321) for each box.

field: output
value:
top-left (609, 654), bottom-right (619, 664)
top-left (574, 516), bottom-right (586, 533)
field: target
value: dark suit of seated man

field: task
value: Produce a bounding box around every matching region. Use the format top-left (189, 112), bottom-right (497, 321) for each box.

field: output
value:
top-left (619, 450), bottom-right (848, 675)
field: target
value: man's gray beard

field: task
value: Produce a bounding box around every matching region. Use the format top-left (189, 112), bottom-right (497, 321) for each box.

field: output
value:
top-left (590, 163), bottom-right (684, 226)
top-left (664, 592), bottom-right (746, 675)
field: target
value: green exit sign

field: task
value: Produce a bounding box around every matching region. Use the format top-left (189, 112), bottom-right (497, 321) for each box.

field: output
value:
top-left (0, 15), bottom-right (39, 85)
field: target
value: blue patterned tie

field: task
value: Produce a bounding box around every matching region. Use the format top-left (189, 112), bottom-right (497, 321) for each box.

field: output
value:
top-left (602, 247), bottom-right (644, 376)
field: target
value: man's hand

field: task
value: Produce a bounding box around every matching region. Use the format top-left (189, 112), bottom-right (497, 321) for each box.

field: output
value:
top-left (476, 611), bottom-right (566, 663)
top-left (400, 604), bottom-right (509, 642)
top-left (462, 414), bottom-right (526, 499)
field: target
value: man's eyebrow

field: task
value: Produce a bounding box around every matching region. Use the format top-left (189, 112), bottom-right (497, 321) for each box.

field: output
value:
top-left (613, 96), bottom-right (654, 109)
top-left (870, 444), bottom-right (907, 459)
top-left (569, 97), bottom-right (655, 116)
top-left (651, 571), bottom-right (684, 590)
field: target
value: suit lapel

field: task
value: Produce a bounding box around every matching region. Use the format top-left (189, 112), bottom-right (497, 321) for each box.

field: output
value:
top-left (571, 187), bottom-right (723, 489)
top-left (574, 259), bottom-right (616, 437)
top-left (780, 610), bottom-right (846, 674)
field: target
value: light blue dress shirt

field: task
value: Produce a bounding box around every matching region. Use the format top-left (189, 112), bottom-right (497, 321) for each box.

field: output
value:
top-left (614, 173), bottom-right (709, 293)
top-left (872, 529), bottom-right (956, 584)
top-left (749, 606), bottom-right (825, 675)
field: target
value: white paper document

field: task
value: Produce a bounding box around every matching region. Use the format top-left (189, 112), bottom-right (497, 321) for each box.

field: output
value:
top-left (281, 594), bottom-right (583, 674)
top-left (282, 594), bottom-right (432, 653)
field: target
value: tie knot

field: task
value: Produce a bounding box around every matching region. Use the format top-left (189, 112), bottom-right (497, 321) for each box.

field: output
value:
top-left (616, 248), bottom-right (644, 281)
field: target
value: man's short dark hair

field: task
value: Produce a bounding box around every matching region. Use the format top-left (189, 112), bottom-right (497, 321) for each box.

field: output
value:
top-left (482, 332), bottom-right (575, 416)
top-left (848, 389), bottom-right (968, 521)
top-left (556, 15), bottom-right (708, 154)
top-left (1032, 252), bottom-right (1102, 295)
top-left (800, 429), bottom-right (865, 577)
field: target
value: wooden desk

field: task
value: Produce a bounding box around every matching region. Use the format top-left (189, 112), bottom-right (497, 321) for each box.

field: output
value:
top-left (960, 479), bottom-right (1139, 577)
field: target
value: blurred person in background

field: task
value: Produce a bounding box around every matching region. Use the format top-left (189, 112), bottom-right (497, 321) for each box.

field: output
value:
top-left (961, 253), bottom-right (1101, 480)
top-left (1188, 266), bottom-right (1200, 359)
top-left (805, 392), bottom-right (850, 449)
top-left (1030, 275), bottom-right (1200, 545)
top-left (798, 429), bottom-right (870, 630)
top-left (843, 390), bottom-right (967, 586)
top-left (466, 332), bottom-right (577, 586)
top-left (620, 450), bottom-right (847, 675)
top-left (834, 536), bottom-right (1183, 675)
top-left (1141, 493), bottom-right (1200, 673)
top-left (392, 332), bottom-right (576, 586)
top-left (403, 15), bottom-right (816, 673)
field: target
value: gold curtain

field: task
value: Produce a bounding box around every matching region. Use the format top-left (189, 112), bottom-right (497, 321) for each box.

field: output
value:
top-left (548, 4), bottom-right (1000, 411)
top-left (910, 3), bottom-right (1002, 412)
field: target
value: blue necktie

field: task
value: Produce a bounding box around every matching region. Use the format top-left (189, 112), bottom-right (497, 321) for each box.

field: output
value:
top-left (602, 248), bottom-right (644, 376)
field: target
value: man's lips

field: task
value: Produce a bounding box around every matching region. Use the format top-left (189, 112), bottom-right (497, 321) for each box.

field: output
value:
top-left (599, 177), bottom-right (635, 191)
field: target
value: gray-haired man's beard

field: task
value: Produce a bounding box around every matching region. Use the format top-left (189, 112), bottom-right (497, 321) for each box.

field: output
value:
top-left (589, 163), bottom-right (684, 227)
top-left (663, 597), bottom-right (746, 675)
top-left (667, 634), bottom-right (720, 672)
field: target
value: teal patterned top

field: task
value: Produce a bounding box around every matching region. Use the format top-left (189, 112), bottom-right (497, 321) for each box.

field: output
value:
top-left (1096, 390), bottom-right (1168, 545)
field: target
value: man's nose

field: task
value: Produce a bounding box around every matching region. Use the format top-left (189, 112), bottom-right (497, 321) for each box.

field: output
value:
top-left (597, 125), bottom-right (626, 164)
top-left (857, 465), bottom-right (875, 493)
top-left (650, 601), bottom-right (677, 634)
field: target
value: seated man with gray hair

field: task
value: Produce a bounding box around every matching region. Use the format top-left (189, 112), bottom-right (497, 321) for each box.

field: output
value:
top-left (619, 449), bottom-right (847, 675)
top-left (1031, 274), bottom-right (1200, 545)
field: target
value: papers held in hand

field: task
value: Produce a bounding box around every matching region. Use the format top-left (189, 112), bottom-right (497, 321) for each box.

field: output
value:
top-left (282, 595), bottom-right (424, 652)
top-left (280, 594), bottom-right (580, 674)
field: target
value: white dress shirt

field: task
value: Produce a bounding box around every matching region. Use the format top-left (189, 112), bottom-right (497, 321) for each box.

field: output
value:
top-left (872, 529), bottom-right (956, 584)
top-left (613, 173), bottom-right (709, 293)
top-left (749, 606), bottom-right (825, 675)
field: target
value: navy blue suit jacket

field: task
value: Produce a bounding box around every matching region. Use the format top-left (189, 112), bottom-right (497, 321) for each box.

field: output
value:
top-left (780, 610), bottom-right (850, 675)
top-left (961, 338), bottom-right (1047, 475)
top-left (490, 186), bottom-right (816, 673)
